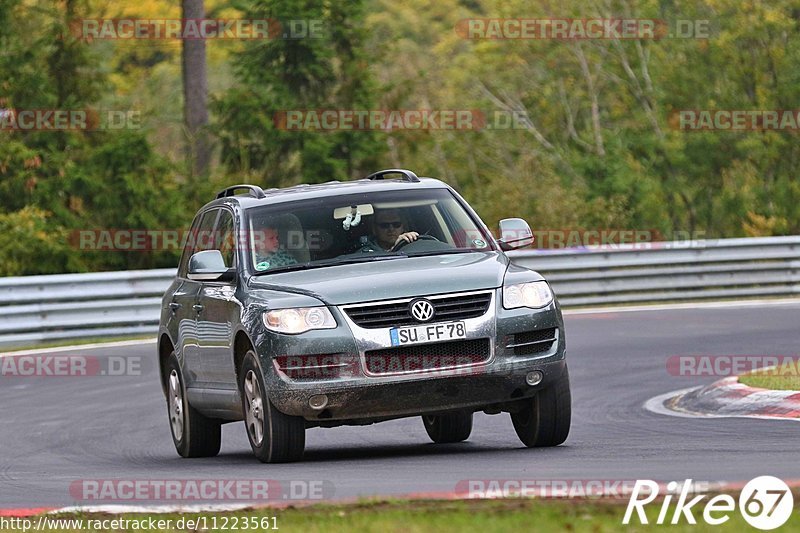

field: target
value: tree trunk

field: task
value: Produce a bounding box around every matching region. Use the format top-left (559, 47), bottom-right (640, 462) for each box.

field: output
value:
top-left (181, 0), bottom-right (211, 178)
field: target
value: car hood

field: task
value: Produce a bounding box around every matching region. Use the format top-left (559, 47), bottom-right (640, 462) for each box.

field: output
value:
top-left (248, 252), bottom-right (517, 305)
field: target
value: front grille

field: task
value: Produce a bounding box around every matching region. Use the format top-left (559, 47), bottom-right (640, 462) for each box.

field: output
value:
top-left (508, 328), bottom-right (557, 356)
top-left (364, 338), bottom-right (491, 375)
top-left (345, 292), bottom-right (492, 328)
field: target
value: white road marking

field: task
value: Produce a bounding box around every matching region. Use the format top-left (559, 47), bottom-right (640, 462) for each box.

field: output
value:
top-left (643, 387), bottom-right (706, 419)
top-left (0, 339), bottom-right (155, 358)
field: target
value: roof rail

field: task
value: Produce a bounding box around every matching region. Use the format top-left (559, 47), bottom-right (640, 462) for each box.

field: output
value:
top-left (215, 184), bottom-right (267, 199)
top-left (363, 169), bottom-right (420, 183)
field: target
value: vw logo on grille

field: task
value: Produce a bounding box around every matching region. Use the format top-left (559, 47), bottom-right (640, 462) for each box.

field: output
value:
top-left (410, 299), bottom-right (435, 322)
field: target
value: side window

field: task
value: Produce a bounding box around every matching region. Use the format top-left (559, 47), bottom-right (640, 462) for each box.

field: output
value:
top-left (178, 209), bottom-right (219, 277)
top-left (215, 210), bottom-right (236, 268)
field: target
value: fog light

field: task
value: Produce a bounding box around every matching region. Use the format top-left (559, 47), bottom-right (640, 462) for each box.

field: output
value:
top-left (308, 394), bottom-right (328, 410)
top-left (526, 371), bottom-right (543, 386)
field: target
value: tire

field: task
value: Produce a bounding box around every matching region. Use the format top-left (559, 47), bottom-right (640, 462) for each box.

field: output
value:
top-left (240, 350), bottom-right (305, 463)
top-left (422, 411), bottom-right (473, 443)
top-left (511, 365), bottom-right (571, 447)
top-left (165, 352), bottom-right (221, 458)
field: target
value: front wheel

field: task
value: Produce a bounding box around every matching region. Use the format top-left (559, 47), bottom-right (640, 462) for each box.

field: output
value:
top-left (511, 365), bottom-right (571, 447)
top-left (240, 350), bottom-right (305, 463)
top-left (422, 411), bottom-right (473, 443)
top-left (165, 352), bottom-right (221, 458)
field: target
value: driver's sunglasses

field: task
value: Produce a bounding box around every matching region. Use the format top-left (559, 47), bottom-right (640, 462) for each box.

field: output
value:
top-left (377, 221), bottom-right (403, 229)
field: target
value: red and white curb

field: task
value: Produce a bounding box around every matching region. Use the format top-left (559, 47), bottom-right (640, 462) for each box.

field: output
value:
top-left (646, 376), bottom-right (800, 421)
top-left (0, 504), bottom-right (270, 517)
top-left (0, 508), bottom-right (56, 517)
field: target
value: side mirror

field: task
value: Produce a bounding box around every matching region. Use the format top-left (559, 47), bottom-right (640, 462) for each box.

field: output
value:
top-left (497, 218), bottom-right (534, 251)
top-left (187, 250), bottom-right (236, 282)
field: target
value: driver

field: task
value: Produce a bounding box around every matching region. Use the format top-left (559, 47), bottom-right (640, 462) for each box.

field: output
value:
top-left (360, 208), bottom-right (419, 252)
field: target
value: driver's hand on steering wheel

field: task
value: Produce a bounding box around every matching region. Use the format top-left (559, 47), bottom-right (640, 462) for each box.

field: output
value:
top-left (394, 232), bottom-right (419, 247)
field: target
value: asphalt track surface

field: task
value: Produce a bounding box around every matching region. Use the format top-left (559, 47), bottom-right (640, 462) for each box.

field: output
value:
top-left (1, 302), bottom-right (798, 508)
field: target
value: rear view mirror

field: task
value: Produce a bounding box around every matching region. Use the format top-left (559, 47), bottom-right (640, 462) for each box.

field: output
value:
top-left (497, 218), bottom-right (534, 251)
top-left (333, 204), bottom-right (375, 219)
top-left (334, 204), bottom-right (375, 230)
top-left (187, 250), bottom-right (235, 282)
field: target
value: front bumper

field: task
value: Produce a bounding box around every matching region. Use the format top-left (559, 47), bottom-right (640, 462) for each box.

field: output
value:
top-left (269, 357), bottom-right (566, 421)
top-left (255, 288), bottom-right (566, 422)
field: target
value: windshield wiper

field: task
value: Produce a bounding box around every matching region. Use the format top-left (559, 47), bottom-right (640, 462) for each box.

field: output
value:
top-left (253, 253), bottom-right (406, 275)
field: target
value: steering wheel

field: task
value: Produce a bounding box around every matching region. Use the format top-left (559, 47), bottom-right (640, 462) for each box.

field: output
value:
top-left (390, 234), bottom-right (439, 252)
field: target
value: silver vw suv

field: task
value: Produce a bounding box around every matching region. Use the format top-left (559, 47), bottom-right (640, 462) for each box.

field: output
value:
top-left (158, 169), bottom-right (570, 462)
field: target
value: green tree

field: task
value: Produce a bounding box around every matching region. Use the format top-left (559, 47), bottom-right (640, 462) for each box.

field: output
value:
top-left (367, 0), bottom-right (800, 239)
top-left (215, 0), bottom-right (385, 186)
top-left (0, 0), bottom-right (188, 273)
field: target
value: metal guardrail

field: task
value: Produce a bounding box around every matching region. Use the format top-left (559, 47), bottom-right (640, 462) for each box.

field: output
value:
top-left (512, 236), bottom-right (800, 306)
top-left (0, 236), bottom-right (798, 348)
top-left (0, 269), bottom-right (174, 347)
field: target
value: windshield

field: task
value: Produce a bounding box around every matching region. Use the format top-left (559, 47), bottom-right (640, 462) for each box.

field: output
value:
top-left (246, 188), bottom-right (494, 273)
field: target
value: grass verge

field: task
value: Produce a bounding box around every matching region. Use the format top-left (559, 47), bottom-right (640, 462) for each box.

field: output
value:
top-left (738, 369), bottom-right (800, 391)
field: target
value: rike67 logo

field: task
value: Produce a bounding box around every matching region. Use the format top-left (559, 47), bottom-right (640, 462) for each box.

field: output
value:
top-left (624, 476), bottom-right (793, 530)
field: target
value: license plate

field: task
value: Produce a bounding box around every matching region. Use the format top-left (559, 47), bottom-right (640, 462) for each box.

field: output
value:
top-left (390, 321), bottom-right (466, 346)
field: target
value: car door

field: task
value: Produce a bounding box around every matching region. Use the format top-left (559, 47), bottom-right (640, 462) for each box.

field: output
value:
top-left (175, 208), bottom-right (219, 386)
top-left (170, 279), bottom-right (201, 384)
top-left (195, 207), bottom-right (241, 389)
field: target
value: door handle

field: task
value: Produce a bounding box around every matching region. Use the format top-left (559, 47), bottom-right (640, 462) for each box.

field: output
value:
top-left (193, 304), bottom-right (204, 313)
top-left (169, 302), bottom-right (182, 312)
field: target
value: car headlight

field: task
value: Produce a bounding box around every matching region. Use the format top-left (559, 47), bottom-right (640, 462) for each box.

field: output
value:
top-left (263, 307), bottom-right (337, 334)
top-left (503, 281), bottom-right (554, 309)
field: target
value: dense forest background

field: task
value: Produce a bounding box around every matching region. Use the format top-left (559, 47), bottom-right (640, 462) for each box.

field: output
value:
top-left (1, 0), bottom-right (799, 275)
